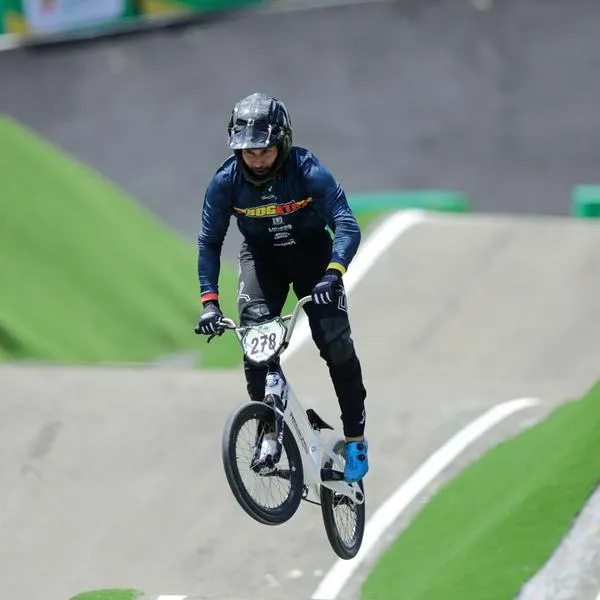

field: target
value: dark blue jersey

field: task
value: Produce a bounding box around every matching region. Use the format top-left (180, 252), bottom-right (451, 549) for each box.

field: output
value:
top-left (197, 146), bottom-right (361, 301)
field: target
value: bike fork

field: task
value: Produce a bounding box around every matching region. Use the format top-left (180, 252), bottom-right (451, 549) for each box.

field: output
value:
top-left (263, 365), bottom-right (287, 465)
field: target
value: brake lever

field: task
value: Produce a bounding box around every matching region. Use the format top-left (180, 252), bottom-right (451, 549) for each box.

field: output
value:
top-left (206, 327), bottom-right (225, 344)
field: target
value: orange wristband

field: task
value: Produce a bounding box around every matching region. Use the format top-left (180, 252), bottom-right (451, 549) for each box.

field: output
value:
top-left (201, 292), bottom-right (219, 303)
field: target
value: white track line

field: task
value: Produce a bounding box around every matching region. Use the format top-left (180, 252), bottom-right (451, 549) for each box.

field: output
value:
top-left (281, 209), bottom-right (426, 364)
top-left (311, 397), bottom-right (543, 600)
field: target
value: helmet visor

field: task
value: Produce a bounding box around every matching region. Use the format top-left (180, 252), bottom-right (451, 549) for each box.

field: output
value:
top-left (229, 119), bottom-right (278, 150)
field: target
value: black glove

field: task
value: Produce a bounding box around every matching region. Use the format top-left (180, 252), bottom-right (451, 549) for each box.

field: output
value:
top-left (194, 301), bottom-right (224, 336)
top-left (312, 270), bottom-right (343, 305)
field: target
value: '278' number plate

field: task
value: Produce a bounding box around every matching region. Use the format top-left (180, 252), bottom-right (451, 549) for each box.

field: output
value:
top-left (241, 319), bottom-right (286, 363)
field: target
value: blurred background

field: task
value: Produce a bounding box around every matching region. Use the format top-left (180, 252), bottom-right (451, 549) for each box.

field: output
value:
top-left (2, 6), bottom-right (600, 598)
top-left (1, 0), bottom-right (600, 367)
top-left (2, 0), bottom-right (600, 251)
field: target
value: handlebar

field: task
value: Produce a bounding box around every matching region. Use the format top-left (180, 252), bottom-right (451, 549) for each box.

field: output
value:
top-left (217, 295), bottom-right (312, 333)
top-left (199, 295), bottom-right (313, 345)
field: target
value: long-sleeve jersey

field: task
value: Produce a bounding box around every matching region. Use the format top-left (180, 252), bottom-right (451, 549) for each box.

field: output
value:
top-left (197, 146), bottom-right (361, 302)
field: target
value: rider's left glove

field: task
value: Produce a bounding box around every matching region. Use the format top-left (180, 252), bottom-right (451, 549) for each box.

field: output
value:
top-left (194, 300), bottom-right (224, 335)
top-left (312, 270), bottom-right (343, 305)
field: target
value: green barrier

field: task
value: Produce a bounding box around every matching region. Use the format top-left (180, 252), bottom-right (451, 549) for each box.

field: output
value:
top-left (137, 0), bottom-right (265, 15)
top-left (572, 185), bottom-right (600, 218)
top-left (348, 189), bottom-right (471, 214)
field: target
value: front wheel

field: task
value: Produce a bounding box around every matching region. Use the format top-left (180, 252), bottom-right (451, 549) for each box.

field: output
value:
top-left (320, 440), bottom-right (366, 559)
top-left (222, 401), bottom-right (304, 526)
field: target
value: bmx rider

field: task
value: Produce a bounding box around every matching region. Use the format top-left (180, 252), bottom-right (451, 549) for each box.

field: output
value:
top-left (194, 92), bottom-right (369, 483)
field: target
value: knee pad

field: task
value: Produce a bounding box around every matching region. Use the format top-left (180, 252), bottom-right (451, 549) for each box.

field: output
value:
top-left (240, 300), bottom-right (272, 325)
top-left (318, 316), bottom-right (355, 365)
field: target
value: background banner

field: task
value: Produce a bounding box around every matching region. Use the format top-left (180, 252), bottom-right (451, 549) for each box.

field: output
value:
top-left (1, 0), bottom-right (266, 39)
top-left (2, 0), bottom-right (137, 35)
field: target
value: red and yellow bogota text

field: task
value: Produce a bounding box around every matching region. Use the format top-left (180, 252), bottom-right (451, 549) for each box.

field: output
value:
top-left (233, 197), bottom-right (313, 217)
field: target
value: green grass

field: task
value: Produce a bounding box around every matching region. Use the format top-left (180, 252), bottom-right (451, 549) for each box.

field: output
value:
top-left (361, 380), bottom-right (600, 600)
top-left (70, 590), bottom-right (144, 600)
top-left (0, 115), bottom-right (241, 368)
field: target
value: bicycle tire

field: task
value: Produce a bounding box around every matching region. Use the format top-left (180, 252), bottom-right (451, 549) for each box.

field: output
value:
top-left (222, 401), bottom-right (304, 526)
top-left (320, 440), bottom-right (366, 559)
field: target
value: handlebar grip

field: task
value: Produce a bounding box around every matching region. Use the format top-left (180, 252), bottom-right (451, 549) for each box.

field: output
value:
top-left (217, 317), bottom-right (237, 329)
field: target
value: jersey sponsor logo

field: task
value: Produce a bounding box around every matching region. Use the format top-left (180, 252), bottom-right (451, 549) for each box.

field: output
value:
top-left (268, 224), bottom-right (293, 232)
top-left (261, 192), bottom-right (277, 202)
top-left (233, 197), bottom-right (313, 218)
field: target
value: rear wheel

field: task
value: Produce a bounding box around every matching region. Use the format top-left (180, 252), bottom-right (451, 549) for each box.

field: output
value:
top-left (320, 440), bottom-right (366, 559)
top-left (222, 401), bottom-right (304, 525)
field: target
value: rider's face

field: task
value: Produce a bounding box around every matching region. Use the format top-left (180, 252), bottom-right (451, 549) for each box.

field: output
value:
top-left (241, 146), bottom-right (278, 176)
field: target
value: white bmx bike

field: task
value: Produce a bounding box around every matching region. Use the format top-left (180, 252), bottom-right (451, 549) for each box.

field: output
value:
top-left (204, 295), bottom-right (366, 560)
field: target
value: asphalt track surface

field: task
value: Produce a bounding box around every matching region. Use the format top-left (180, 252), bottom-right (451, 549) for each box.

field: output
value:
top-left (2, 2), bottom-right (600, 598)
top-left (2, 212), bottom-right (600, 599)
top-left (1, 0), bottom-right (600, 260)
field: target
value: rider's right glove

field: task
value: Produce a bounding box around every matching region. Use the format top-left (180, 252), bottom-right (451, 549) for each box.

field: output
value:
top-left (194, 300), bottom-right (224, 336)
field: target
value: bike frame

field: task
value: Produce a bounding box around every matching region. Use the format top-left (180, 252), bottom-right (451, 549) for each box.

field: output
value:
top-left (218, 295), bottom-right (364, 505)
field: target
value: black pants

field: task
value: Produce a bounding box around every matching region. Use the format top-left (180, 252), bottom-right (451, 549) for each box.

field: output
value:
top-left (237, 235), bottom-right (367, 438)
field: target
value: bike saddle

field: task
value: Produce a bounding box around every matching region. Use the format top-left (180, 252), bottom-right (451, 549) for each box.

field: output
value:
top-left (306, 408), bottom-right (334, 431)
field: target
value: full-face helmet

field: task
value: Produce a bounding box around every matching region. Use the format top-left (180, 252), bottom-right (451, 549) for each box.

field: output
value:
top-left (228, 92), bottom-right (293, 185)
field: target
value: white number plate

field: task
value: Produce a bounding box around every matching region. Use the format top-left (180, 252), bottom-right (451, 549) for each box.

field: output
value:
top-left (241, 319), bottom-right (286, 363)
